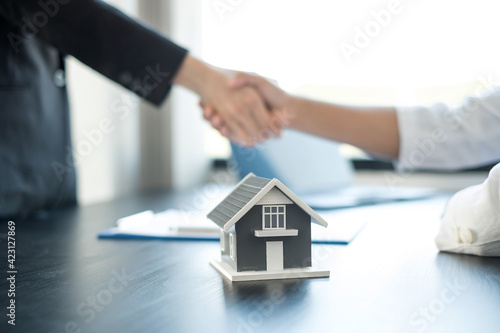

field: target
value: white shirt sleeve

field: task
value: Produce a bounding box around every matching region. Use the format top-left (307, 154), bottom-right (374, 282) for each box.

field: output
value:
top-left (395, 87), bottom-right (500, 171)
top-left (395, 87), bottom-right (500, 256)
top-left (435, 163), bottom-right (500, 256)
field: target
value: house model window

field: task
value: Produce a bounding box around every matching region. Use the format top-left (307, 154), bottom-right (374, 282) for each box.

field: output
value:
top-left (263, 205), bottom-right (286, 229)
top-left (220, 229), bottom-right (225, 252)
top-left (229, 233), bottom-right (236, 260)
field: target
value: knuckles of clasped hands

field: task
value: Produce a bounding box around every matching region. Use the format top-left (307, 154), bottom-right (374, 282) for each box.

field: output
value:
top-left (200, 72), bottom-right (290, 148)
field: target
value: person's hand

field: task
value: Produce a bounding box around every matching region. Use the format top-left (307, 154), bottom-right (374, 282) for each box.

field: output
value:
top-left (173, 56), bottom-right (281, 147)
top-left (199, 77), bottom-right (282, 146)
top-left (230, 72), bottom-right (290, 111)
top-left (202, 72), bottom-right (292, 141)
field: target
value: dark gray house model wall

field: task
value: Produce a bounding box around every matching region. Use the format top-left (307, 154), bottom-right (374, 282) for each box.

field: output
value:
top-left (235, 204), bottom-right (312, 272)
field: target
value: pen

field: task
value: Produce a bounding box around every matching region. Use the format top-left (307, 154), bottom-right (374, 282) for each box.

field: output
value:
top-left (171, 226), bottom-right (219, 234)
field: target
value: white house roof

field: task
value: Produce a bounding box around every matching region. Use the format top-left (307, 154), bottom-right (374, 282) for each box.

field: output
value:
top-left (207, 173), bottom-right (328, 232)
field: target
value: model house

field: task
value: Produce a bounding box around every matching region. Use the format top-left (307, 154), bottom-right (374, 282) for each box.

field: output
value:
top-left (208, 173), bottom-right (330, 281)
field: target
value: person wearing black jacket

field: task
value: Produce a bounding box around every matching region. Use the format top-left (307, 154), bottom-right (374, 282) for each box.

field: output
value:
top-left (0, 0), bottom-right (279, 219)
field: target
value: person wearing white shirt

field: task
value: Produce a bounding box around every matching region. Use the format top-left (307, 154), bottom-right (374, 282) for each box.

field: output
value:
top-left (202, 73), bottom-right (500, 257)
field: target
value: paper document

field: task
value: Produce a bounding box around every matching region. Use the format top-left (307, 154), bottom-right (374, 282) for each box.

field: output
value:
top-left (98, 208), bottom-right (367, 245)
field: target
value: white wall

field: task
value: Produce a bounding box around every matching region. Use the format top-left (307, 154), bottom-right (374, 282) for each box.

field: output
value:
top-left (169, 0), bottom-right (212, 189)
top-left (137, 0), bottom-right (211, 192)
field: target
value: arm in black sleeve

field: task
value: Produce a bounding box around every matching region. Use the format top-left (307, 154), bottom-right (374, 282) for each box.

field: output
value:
top-left (1, 0), bottom-right (188, 105)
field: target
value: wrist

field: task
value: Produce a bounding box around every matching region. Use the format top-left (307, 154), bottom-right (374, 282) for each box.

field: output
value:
top-left (283, 95), bottom-right (300, 128)
top-left (174, 55), bottom-right (216, 97)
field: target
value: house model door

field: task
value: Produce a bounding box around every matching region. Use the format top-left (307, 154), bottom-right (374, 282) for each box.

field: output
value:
top-left (266, 241), bottom-right (284, 271)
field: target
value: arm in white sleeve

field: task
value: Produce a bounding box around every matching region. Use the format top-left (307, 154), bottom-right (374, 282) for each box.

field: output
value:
top-left (396, 87), bottom-right (500, 171)
top-left (436, 163), bottom-right (500, 256)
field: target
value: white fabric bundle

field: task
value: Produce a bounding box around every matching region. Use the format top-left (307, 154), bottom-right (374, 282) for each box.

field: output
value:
top-left (436, 164), bottom-right (500, 256)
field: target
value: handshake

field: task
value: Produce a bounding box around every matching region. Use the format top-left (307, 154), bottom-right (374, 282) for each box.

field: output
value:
top-left (174, 55), bottom-right (293, 147)
top-left (175, 55), bottom-right (400, 159)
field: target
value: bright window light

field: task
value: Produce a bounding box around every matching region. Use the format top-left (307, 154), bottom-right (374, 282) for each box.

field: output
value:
top-left (200, 0), bottom-right (500, 159)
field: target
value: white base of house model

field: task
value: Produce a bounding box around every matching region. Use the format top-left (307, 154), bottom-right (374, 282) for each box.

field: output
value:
top-left (210, 259), bottom-right (330, 282)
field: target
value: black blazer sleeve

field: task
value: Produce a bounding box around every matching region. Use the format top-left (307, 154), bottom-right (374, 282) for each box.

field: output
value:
top-left (1, 0), bottom-right (188, 105)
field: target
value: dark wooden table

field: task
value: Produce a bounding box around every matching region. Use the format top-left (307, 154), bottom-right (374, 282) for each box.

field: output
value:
top-left (1, 190), bottom-right (499, 333)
